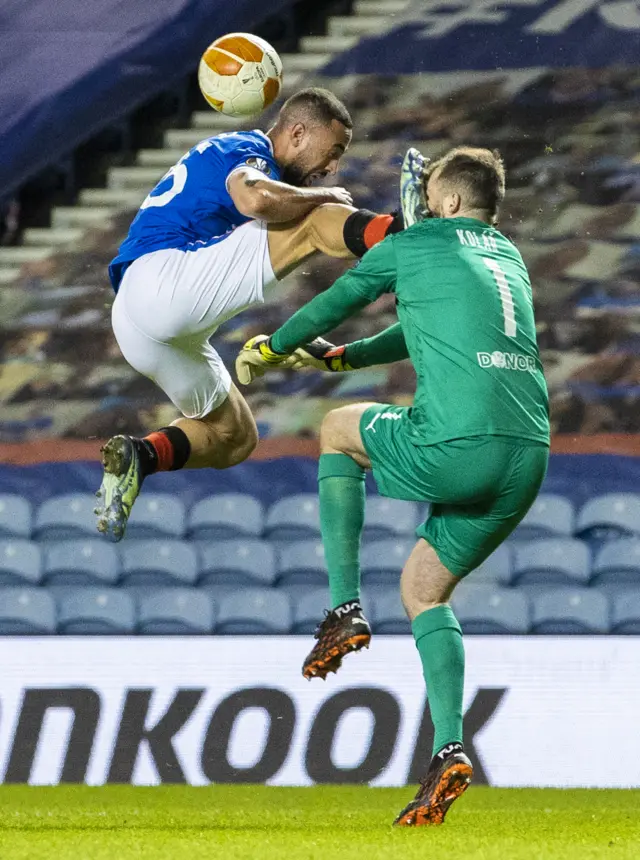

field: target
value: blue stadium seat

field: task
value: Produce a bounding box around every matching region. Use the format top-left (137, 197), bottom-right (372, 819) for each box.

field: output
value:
top-left (291, 587), bottom-right (330, 634)
top-left (361, 539), bottom-right (415, 586)
top-left (468, 545), bottom-right (512, 587)
top-left (576, 493), bottom-right (640, 541)
top-left (277, 540), bottom-right (327, 587)
top-left (370, 589), bottom-right (410, 634)
top-left (512, 538), bottom-right (590, 587)
top-left (43, 539), bottom-right (120, 586)
top-left (452, 587), bottom-right (530, 634)
top-left (0, 588), bottom-right (55, 634)
top-left (187, 494), bottom-right (264, 540)
top-left (531, 589), bottom-right (609, 634)
top-left (265, 494), bottom-right (320, 542)
top-left (138, 588), bottom-right (215, 634)
top-left (57, 588), bottom-right (135, 634)
top-left (514, 494), bottom-right (575, 539)
top-left (362, 497), bottom-right (419, 540)
top-left (0, 495), bottom-right (32, 538)
top-left (197, 539), bottom-right (276, 587)
top-left (121, 540), bottom-right (198, 587)
top-left (34, 494), bottom-right (97, 541)
top-left (0, 540), bottom-right (42, 586)
top-left (216, 588), bottom-right (291, 634)
top-left (610, 590), bottom-right (640, 634)
top-left (591, 539), bottom-right (640, 588)
top-left (125, 494), bottom-right (186, 539)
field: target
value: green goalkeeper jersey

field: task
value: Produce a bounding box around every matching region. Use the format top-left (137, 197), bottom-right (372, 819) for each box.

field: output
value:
top-left (271, 217), bottom-right (550, 447)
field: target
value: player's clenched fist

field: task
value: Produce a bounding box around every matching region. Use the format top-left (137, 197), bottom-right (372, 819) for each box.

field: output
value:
top-left (235, 335), bottom-right (297, 385)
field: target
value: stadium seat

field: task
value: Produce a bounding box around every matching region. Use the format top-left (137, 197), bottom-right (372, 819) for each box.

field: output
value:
top-left (265, 494), bottom-right (320, 542)
top-left (57, 588), bottom-right (135, 634)
top-left (276, 540), bottom-right (327, 587)
top-left (43, 539), bottom-right (120, 586)
top-left (369, 589), bottom-right (411, 634)
top-left (197, 539), bottom-right (276, 587)
top-left (467, 545), bottom-right (512, 587)
top-left (0, 495), bottom-right (32, 538)
top-left (138, 588), bottom-right (215, 634)
top-left (0, 588), bottom-right (55, 634)
top-left (125, 494), bottom-right (186, 539)
top-left (452, 587), bottom-right (530, 634)
top-left (513, 494), bottom-right (575, 539)
top-left (610, 590), bottom-right (640, 634)
top-left (576, 493), bottom-right (640, 541)
top-left (0, 540), bottom-right (42, 586)
top-left (34, 494), bottom-right (97, 541)
top-left (121, 540), bottom-right (198, 587)
top-left (216, 588), bottom-right (291, 634)
top-left (362, 497), bottom-right (419, 540)
top-left (361, 539), bottom-right (415, 586)
top-left (291, 587), bottom-right (330, 634)
top-left (531, 589), bottom-right (609, 634)
top-left (512, 538), bottom-right (590, 587)
top-left (187, 494), bottom-right (264, 540)
top-left (591, 539), bottom-right (640, 588)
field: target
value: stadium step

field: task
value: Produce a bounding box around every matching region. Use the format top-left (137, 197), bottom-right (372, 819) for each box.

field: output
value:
top-left (278, 53), bottom-right (332, 74)
top-left (51, 207), bottom-right (115, 229)
top-left (79, 188), bottom-right (144, 209)
top-left (23, 227), bottom-right (85, 247)
top-left (137, 149), bottom-right (184, 167)
top-left (328, 16), bottom-right (391, 37)
top-left (108, 166), bottom-right (163, 190)
top-left (0, 246), bottom-right (53, 264)
top-left (0, 266), bottom-right (22, 284)
top-left (353, 0), bottom-right (409, 13)
top-left (164, 129), bottom-right (214, 150)
top-left (299, 35), bottom-right (359, 54)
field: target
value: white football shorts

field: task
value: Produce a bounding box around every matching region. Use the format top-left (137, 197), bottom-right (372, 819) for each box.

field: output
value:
top-left (111, 220), bottom-right (276, 418)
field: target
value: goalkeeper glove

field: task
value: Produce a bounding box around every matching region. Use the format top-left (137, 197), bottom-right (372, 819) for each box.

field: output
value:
top-left (291, 337), bottom-right (354, 372)
top-left (235, 335), bottom-right (296, 385)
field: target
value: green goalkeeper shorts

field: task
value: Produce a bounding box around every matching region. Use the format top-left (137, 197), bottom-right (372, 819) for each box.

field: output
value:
top-left (359, 404), bottom-right (549, 577)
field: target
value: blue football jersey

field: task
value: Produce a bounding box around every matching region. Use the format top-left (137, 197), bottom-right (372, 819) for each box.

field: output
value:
top-left (109, 129), bottom-right (280, 290)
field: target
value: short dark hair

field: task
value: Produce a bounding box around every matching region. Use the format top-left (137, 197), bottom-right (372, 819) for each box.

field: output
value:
top-left (429, 147), bottom-right (506, 223)
top-left (277, 87), bottom-right (353, 130)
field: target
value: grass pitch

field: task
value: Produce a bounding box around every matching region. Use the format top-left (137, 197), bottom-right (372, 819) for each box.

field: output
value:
top-left (0, 785), bottom-right (638, 859)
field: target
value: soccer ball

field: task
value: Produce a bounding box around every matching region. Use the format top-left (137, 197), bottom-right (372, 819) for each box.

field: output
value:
top-left (198, 33), bottom-right (283, 118)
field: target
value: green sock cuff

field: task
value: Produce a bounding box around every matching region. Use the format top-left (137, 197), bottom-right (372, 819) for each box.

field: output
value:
top-left (412, 605), bottom-right (462, 644)
top-left (318, 453), bottom-right (365, 481)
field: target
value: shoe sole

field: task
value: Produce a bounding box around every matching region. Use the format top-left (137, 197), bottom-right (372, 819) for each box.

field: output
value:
top-left (302, 633), bottom-right (371, 680)
top-left (394, 760), bottom-right (473, 826)
top-left (400, 147), bottom-right (427, 227)
top-left (95, 437), bottom-right (134, 542)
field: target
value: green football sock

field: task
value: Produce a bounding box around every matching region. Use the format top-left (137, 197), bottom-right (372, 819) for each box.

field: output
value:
top-left (412, 605), bottom-right (465, 756)
top-left (318, 453), bottom-right (366, 609)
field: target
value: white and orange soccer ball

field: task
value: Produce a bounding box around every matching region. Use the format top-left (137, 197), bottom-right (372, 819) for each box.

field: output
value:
top-left (198, 33), bottom-right (283, 118)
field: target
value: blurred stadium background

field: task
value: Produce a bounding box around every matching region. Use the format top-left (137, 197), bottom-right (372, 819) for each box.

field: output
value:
top-left (0, 0), bottom-right (639, 798)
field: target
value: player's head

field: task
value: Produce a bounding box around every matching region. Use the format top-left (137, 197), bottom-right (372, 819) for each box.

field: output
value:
top-left (269, 87), bottom-right (353, 186)
top-left (425, 147), bottom-right (506, 225)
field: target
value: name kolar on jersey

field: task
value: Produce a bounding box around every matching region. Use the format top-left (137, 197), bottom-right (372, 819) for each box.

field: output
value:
top-left (457, 229), bottom-right (498, 252)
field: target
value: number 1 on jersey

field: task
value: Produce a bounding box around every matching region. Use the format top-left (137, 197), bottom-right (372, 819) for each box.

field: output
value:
top-left (483, 258), bottom-right (516, 337)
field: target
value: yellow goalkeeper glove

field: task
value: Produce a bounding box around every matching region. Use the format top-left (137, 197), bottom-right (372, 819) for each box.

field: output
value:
top-left (290, 337), bottom-right (354, 372)
top-left (235, 335), bottom-right (297, 385)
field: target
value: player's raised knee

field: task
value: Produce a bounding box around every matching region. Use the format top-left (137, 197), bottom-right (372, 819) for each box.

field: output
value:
top-left (320, 406), bottom-right (349, 450)
top-left (226, 423), bottom-right (259, 467)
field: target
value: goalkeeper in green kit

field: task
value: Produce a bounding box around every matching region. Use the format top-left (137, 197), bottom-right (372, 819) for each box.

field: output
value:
top-left (236, 146), bottom-right (550, 826)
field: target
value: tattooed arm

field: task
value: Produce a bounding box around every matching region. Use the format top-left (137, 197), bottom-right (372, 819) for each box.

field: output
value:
top-left (227, 167), bottom-right (353, 223)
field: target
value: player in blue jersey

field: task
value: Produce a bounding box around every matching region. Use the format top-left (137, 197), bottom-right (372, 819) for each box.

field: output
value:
top-left (96, 87), bottom-right (409, 540)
